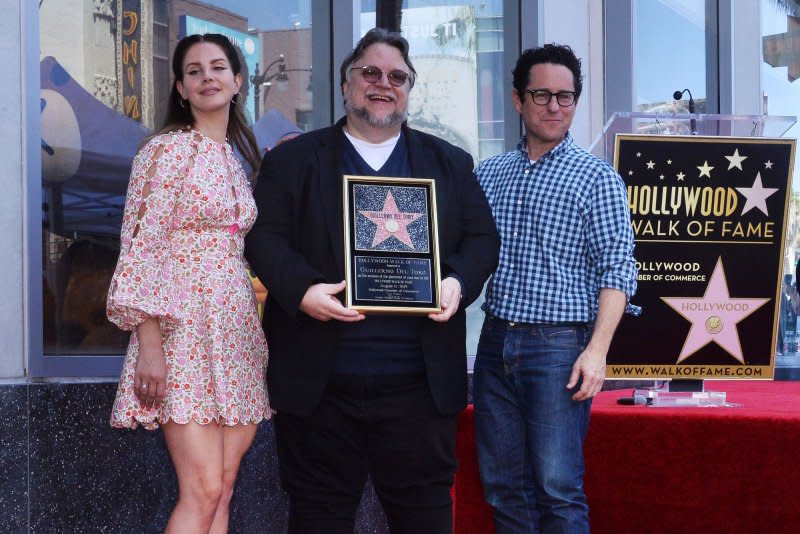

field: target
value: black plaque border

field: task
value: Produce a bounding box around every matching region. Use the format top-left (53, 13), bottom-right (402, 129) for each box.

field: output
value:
top-left (343, 175), bottom-right (442, 314)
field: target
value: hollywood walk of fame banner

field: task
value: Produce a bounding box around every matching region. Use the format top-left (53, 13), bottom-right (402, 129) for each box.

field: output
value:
top-left (343, 175), bottom-right (442, 314)
top-left (607, 134), bottom-right (795, 380)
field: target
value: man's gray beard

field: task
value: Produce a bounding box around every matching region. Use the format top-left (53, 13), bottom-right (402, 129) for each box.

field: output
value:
top-left (345, 100), bottom-right (407, 129)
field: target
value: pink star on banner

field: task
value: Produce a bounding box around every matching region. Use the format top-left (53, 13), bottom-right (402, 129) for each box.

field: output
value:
top-left (359, 190), bottom-right (423, 248)
top-left (661, 258), bottom-right (769, 364)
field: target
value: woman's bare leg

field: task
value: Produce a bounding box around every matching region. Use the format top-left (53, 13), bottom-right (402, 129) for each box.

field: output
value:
top-left (209, 423), bottom-right (259, 534)
top-left (162, 421), bottom-right (224, 533)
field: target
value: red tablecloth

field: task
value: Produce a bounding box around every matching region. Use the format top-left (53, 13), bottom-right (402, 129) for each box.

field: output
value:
top-left (453, 380), bottom-right (800, 534)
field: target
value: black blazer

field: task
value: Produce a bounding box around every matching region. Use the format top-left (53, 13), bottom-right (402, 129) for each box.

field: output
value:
top-left (245, 119), bottom-right (499, 416)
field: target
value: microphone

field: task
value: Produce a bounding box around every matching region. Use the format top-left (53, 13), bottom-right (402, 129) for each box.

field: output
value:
top-left (673, 88), bottom-right (697, 134)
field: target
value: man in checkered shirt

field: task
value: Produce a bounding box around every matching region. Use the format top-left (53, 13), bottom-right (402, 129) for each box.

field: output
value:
top-left (473, 44), bottom-right (637, 533)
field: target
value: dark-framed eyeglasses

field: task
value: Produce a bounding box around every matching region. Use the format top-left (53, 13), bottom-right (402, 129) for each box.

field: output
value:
top-left (526, 89), bottom-right (577, 107)
top-left (349, 65), bottom-right (414, 88)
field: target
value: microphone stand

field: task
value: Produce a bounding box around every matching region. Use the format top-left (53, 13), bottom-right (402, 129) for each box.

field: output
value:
top-left (673, 88), bottom-right (697, 135)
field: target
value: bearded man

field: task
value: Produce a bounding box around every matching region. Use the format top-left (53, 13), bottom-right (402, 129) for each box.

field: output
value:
top-left (245, 28), bottom-right (499, 534)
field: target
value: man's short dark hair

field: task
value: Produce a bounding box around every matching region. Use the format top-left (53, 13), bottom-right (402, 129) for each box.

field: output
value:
top-left (339, 27), bottom-right (417, 90)
top-left (512, 44), bottom-right (583, 101)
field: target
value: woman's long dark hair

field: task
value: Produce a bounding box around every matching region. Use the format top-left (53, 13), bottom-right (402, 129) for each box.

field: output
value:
top-left (160, 33), bottom-right (261, 176)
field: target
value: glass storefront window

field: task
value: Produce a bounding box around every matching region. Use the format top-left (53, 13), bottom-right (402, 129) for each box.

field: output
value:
top-left (633, 0), bottom-right (707, 116)
top-left (40, 0), bottom-right (313, 357)
top-left (762, 0), bottom-right (800, 370)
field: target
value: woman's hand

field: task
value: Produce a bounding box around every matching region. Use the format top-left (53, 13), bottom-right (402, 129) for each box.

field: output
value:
top-left (134, 318), bottom-right (167, 409)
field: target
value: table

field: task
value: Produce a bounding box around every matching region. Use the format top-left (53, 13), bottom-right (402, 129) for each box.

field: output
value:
top-left (453, 380), bottom-right (800, 534)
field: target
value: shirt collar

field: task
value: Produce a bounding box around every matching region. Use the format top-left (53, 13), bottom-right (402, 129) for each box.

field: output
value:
top-left (516, 132), bottom-right (574, 162)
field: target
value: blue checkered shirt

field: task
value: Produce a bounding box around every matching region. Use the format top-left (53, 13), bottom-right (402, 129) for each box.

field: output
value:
top-left (475, 133), bottom-right (637, 324)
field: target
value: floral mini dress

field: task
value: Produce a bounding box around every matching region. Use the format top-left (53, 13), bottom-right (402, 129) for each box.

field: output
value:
top-left (107, 130), bottom-right (269, 429)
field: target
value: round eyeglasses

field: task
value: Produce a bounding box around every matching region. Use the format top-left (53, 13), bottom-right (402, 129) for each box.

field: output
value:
top-left (526, 89), bottom-right (577, 107)
top-left (349, 65), bottom-right (414, 88)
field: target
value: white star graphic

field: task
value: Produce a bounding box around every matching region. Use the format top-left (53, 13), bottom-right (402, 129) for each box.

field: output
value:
top-left (735, 172), bottom-right (778, 216)
top-left (676, 171), bottom-right (686, 181)
top-left (646, 160), bottom-right (655, 169)
top-left (659, 174), bottom-right (665, 180)
top-left (667, 159), bottom-right (672, 165)
top-left (628, 170), bottom-right (633, 176)
top-left (697, 161), bottom-right (714, 178)
top-left (765, 160), bottom-right (774, 169)
top-left (725, 149), bottom-right (748, 171)
top-left (636, 152), bottom-right (641, 158)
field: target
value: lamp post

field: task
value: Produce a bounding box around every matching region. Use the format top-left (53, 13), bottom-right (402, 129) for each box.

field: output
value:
top-left (251, 55), bottom-right (287, 121)
top-left (251, 54), bottom-right (313, 121)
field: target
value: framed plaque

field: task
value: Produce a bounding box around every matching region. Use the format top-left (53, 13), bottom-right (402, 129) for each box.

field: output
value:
top-left (343, 175), bottom-right (442, 314)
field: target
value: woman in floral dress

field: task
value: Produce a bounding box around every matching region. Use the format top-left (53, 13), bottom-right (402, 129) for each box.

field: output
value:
top-left (107, 33), bottom-right (269, 533)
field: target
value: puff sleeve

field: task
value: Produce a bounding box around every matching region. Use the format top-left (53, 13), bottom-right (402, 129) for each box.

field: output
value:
top-left (106, 135), bottom-right (190, 331)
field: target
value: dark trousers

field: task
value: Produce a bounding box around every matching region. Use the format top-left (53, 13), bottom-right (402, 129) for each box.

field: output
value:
top-left (274, 373), bottom-right (458, 534)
